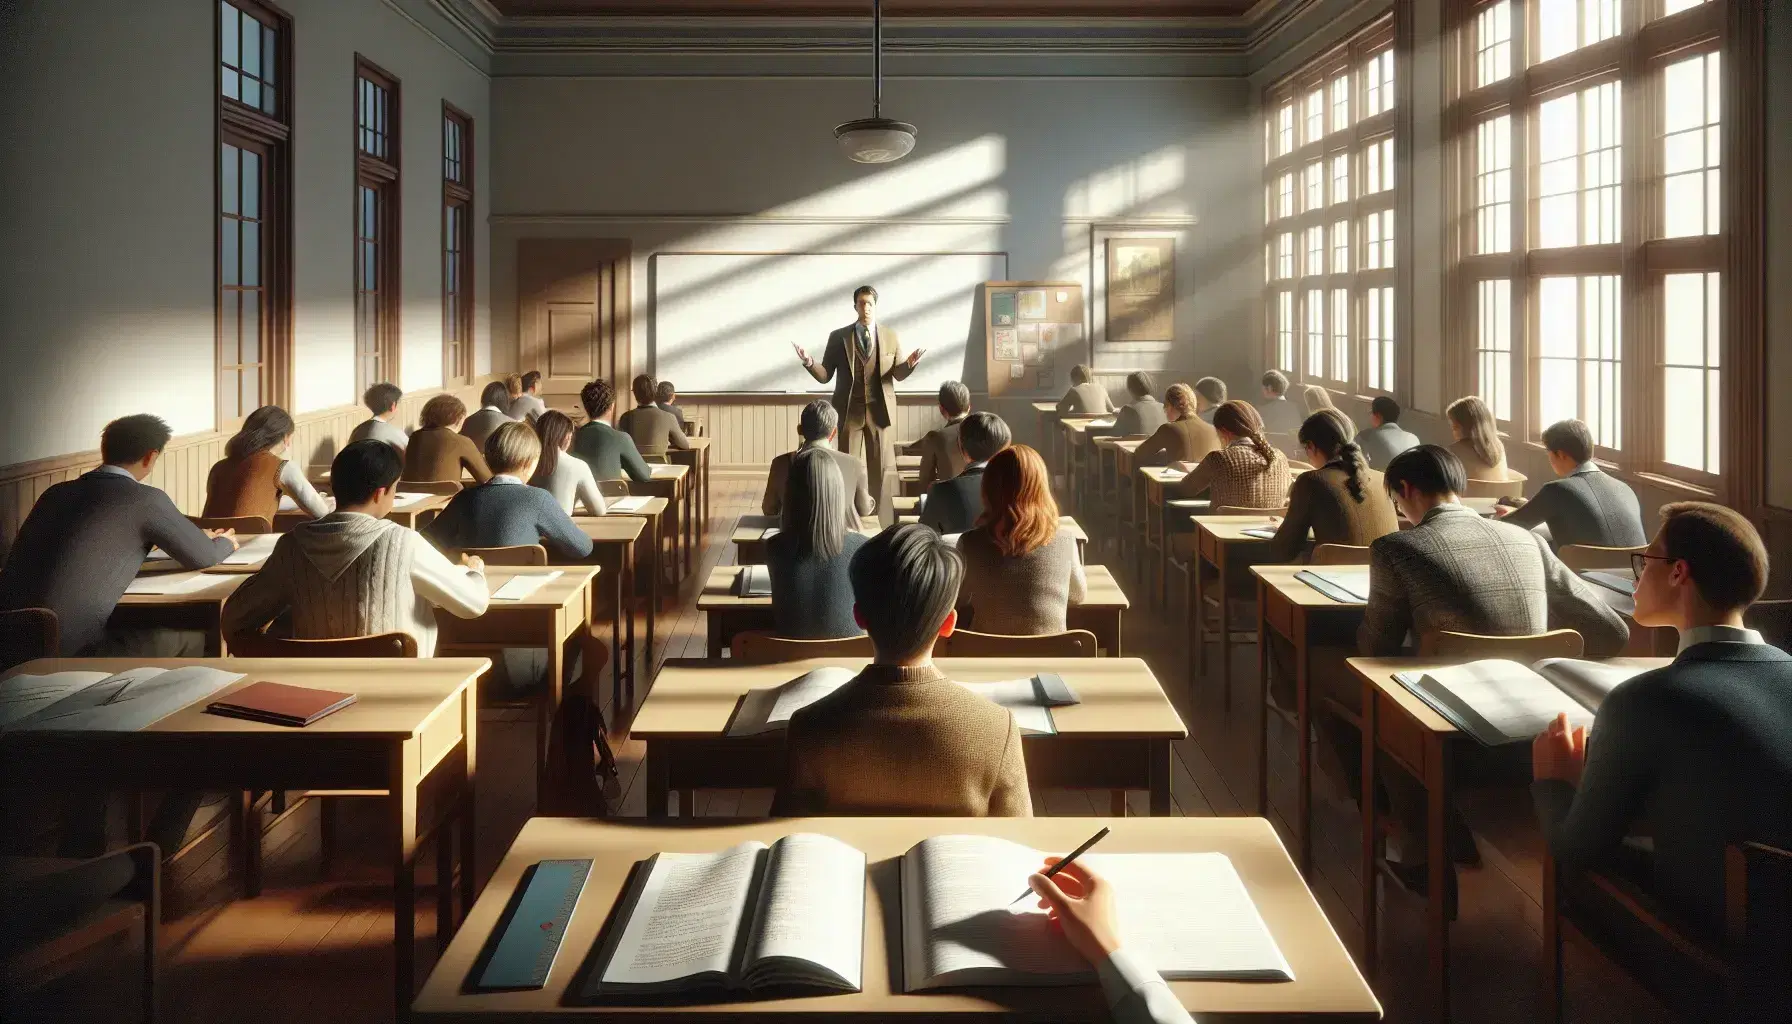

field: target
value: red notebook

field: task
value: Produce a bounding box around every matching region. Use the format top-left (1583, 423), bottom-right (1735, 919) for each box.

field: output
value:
top-left (206, 681), bottom-right (357, 727)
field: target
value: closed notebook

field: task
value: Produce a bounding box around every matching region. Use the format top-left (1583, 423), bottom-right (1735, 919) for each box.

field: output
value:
top-left (206, 681), bottom-right (357, 727)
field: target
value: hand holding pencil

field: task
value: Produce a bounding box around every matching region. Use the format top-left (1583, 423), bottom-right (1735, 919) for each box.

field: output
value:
top-left (1028, 856), bottom-right (1122, 962)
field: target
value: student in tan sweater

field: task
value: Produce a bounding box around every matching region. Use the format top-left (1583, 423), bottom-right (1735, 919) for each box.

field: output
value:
top-left (1132, 383), bottom-right (1220, 466)
top-left (403, 394), bottom-right (492, 485)
top-left (774, 523), bottom-right (1032, 817)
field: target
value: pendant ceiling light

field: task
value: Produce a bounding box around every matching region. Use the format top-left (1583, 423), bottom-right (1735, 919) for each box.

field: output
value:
top-left (834, 0), bottom-right (916, 164)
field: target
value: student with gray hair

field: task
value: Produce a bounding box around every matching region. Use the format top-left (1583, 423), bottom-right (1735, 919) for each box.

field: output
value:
top-left (773, 523), bottom-right (1032, 816)
top-left (460, 380), bottom-right (516, 451)
top-left (1256, 369), bottom-right (1303, 435)
top-left (919, 412), bottom-right (1011, 535)
top-left (1193, 377), bottom-right (1227, 423)
top-left (766, 447), bottom-right (870, 640)
top-left (762, 399), bottom-right (875, 526)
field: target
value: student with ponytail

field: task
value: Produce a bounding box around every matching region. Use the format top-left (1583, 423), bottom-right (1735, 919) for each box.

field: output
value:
top-left (1265, 409), bottom-right (1398, 564)
top-left (1167, 400), bottom-right (1290, 556)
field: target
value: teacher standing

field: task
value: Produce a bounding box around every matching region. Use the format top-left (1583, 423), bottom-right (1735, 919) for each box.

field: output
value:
top-left (793, 285), bottom-right (925, 518)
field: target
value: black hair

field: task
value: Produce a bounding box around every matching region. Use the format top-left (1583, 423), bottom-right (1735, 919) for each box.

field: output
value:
top-left (958, 412), bottom-right (1012, 463)
top-left (849, 523), bottom-right (963, 661)
top-left (937, 381), bottom-right (971, 417)
top-left (1299, 409), bottom-right (1369, 502)
top-left (1370, 395), bottom-right (1401, 424)
top-left (521, 370), bottom-right (542, 392)
top-left (363, 382), bottom-right (403, 416)
top-left (580, 378), bottom-right (616, 418)
top-left (1541, 419), bottom-right (1595, 465)
top-left (852, 285), bottom-right (878, 305)
top-left (1384, 444), bottom-right (1468, 499)
top-left (799, 399), bottom-right (839, 442)
top-left (480, 381), bottom-right (511, 409)
top-left (100, 414), bottom-right (173, 465)
top-left (1125, 371), bottom-right (1155, 399)
top-left (331, 439), bottom-right (403, 505)
top-left (226, 405), bottom-right (295, 460)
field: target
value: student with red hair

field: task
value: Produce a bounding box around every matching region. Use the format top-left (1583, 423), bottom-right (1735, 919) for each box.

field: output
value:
top-left (954, 444), bottom-right (1086, 636)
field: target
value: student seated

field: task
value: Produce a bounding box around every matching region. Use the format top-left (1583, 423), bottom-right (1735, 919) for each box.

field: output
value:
top-left (911, 380), bottom-right (972, 491)
top-left (1167, 401), bottom-right (1290, 557)
top-left (461, 381), bottom-right (516, 451)
top-left (1133, 383), bottom-right (1219, 467)
top-left (349, 381), bottom-right (409, 452)
top-left (1532, 502), bottom-right (1792, 1011)
top-left (202, 405), bottom-right (331, 522)
top-left (529, 410), bottom-right (607, 517)
top-left (1299, 383), bottom-right (1347, 428)
top-left (1255, 369), bottom-right (1304, 435)
top-left (570, 378), bottom-right (653, 484)
top-left (0, 414), bottom-right (237, 657)
top-left (1495, 418), bottom-right (1646, 551)
top-left (773, 524), bottom-right (1032, 816)
top-left (616, 374), bottom-right (691, 459)
top-left (956, 444), bottom-right (1086, 636)
top-left (1027, 858), bottom-right (1198, 1024)
top-left (1353, 395), bottom-right (1421, 469)
top-left (1192, 377), bottom-right (1227, 424)
top-left (509, 370), bottom-right (547, 423)
top-left (766, 448), bottom-right (870, 640)
top-left (1263, 409), bottom-right (1397, 565)
top-left (762, 400), bottom-right (875, 527)
top-left (424, 423), bottom-right (596, 564)
top-left (1056, 363), bottom-right (1114, 416)
top-left (404, 394), bottom-right (492, 484)
top-left (919, 412), bottom-right (1011, 535)
top-left (222, 440), bottom-right (488, 656)
top-left (654, 379), bottom-right (687, 430)
top-left (1088, 371), bottom-right (1165, 439)
top-left (1446, 394), bottom-right (1524, 483)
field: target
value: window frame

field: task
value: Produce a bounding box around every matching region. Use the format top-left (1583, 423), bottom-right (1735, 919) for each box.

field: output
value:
top-left (354, 55), bottom-right (402, 398)
top-left (442, 103), bottom-right (474, 389)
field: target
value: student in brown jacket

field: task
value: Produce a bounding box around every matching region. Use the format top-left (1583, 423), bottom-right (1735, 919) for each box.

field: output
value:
top-left (1133, 383), bottom-right (1220, 467)
top-left (1263, 409), bottom-right (1398, 565)
top-left (203, 405), bottom-right (332, 523)
top-left (774, 523), bottom-right (1032, 817)
top-left (403, 394), bottom-right (492, 485)
top-left (616, 374), bottom-right (691, 458)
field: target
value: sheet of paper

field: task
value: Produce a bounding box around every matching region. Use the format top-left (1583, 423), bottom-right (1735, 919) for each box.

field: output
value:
top-left (6, 667), bottom-right (244, 732)
top-left (124, 572), bottom-right (224, 596)
top-left (1241, 527), bottom-right (1278, 540)
top-left (0, 671), bottom-right (110, 729)
top-left (391, 492), bottom-right (435, 509)
top-left (607, 495), bottom-right (652, 514)
top-left (729, 667), bottom-right (858, 737)
top-left (490, 571), bottom-right (563, 602)
top-left (745, 833), bottom-right (866, 989)
top-left (221, 533), bottom-right (281, 565)
top-left (1582, 570), bottom-right (1636, 596)
top-left (1400, 660), bottom-right (1594, 745)
top-left (1087, 418), bottom-right (1116, 429)
top-left (599, 843), bottom-right (764, 987)
top-left (277, 494), bottom-right (336, 513)
top-left (1532, 657), bottom-right (1648, 712)
top-left (958, 679), bottom-right (1056, 735)
top-left (650, 464), bottom-right (682, 478)
top-left (760, 526), bottom-right (781, 540)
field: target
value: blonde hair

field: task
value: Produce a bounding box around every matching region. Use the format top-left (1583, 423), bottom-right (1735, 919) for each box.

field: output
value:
top-left (1164, 383), bottom-right (1196, 417)
top-left (1300, 384), bottom-right (1336, 415)
top-left (1446, 395), bottom-right (1506, 470)
top-left (484, 421), bottom-right (542, 475)
top-left (503, 373), bottom-right (524, 399)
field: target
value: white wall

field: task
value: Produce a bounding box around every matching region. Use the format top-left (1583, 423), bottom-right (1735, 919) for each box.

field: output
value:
top-left (0, 0), bottom-right (489, 467)
top-left (488, 74), bottom-right (1258, 391)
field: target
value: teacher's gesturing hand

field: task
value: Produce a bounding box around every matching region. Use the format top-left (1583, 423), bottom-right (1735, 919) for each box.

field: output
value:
top-left (792, 342), bottom-right (815, 368)
top-left (904, 348), bottom-right (926, 370)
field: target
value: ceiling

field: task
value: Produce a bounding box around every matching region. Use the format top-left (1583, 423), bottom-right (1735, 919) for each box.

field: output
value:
top-left (487, 0), bottom-right (1259, 17)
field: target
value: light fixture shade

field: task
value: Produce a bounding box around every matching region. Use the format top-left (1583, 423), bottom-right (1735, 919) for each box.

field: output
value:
top-left (834, 117), bottom-right (917, 164)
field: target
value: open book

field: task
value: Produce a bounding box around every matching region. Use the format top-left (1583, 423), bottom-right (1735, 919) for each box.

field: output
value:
top-left (1392, 657), bottom-right (1652, 746)
top-left (582, 834), bottom-right (865, 999)
top-left (900, 834), bottom-right (1292, 990)
top-left (726, 667), bottom-right (1066, 738)
top-left (1, 666), bottom-right (244, 732)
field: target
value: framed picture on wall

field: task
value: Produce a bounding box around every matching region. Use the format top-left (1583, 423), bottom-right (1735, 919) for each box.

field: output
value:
top-left (1105, 237), bottom-right (1174, 344)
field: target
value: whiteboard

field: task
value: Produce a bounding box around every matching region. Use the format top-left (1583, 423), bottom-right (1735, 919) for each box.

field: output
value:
top-left (650, 252), bottom-right (1007, 393)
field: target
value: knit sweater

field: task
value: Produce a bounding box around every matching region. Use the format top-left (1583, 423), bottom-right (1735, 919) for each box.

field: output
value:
top-left (1449, 438), bottom-right (1524, 484)
top-left (1172, 439), bottom-right (1291, 511)
top-left (1264, 462), bottom-right (1399, 564)
top-left (773, 662), bottom-right (1033, 816)
top-left (535, 452), bottom-right (608, 517)
top-left (1056, 382), bottom-right (1115, 416)
top-left (423, 477), bottom-right (595, 563)
top-left (220, 511), bottom-right (488, 656)
top-left (765, 530), bottom-right (869, 639)
top-left (1133, 416), bottom-right (1220, 467)
top-left (956, 527), bottom-right (1087, 635)
top-left (404, 427), bottom-right (491, 484)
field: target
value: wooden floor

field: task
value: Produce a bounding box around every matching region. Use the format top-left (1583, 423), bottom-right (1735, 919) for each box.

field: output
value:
top-left (17, 471), bottom-right (1684, 1023)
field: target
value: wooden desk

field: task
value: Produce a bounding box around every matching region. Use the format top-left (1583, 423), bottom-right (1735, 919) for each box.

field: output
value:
top-left (1138, 467), bottom-right (1205, 607)
top-left (1031, 399), bottom-right (1062, 467)
top-left (1251, 564), bottom-right (1366, 877)
top-left (730, 514), bottom-right (880, 565)
top-left (0, 656), bottom-right (486, 1019)
top-left (1345, 655), bottom-right (1668, 1021)
top-left (632, 657), bottom-right (1185, 818)
top-left (1578, 568), bottom-right (1678, 656)
top-left (271, 493), bottom-right (451, 533)
top-left (436, 566), bottom-right (598, 799)
top-left (669, 438), bottom-right (712, 552)
top-left (110, 571), bottom-right (249, 655)
top-left (631, 464), bottom-right (690, 589)
top-left (572, 516), bottom-right (647, 710)
top-left (1191, 515), bottom-right (1281, 703)
top-left (413, 814), bottom-right (1379, 1022)
top-left (890, 495), bottom-right (920, 518)
top-left (1056, 417), bottom-right (1103, 513)
top-left (698, 563), bottom-right (1128, 657)
top-left (1096, 437), bottom-right (1146, 575)
top-left (603, 496), bottom-right (669, 632)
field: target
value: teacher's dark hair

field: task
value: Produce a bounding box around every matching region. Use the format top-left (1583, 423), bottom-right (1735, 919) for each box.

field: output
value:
top-left (331, 439), bottom-right (404, 506)
top-left (1384, 444), bottom-right (1467, 499)
top-left (853, 285), bottom-right (878, 304)
top-left (850, 523), bottom-right (963, 661)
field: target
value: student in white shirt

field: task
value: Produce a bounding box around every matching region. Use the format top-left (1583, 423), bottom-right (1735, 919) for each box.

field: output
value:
top-left (1029, 858), bottom-right (1197, 1024)
top-left (529, 410), bottom-right (609, 517)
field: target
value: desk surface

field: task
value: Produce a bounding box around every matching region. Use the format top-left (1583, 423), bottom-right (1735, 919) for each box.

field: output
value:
top-left (1346, 656), bottom-right (1672, 736)
top-left (731, 514), bottom-right (882, 544)
top-left (118, 570), bottom-right (248, 607)
top-left (1031, 400), bottom-right (1060, 413)
top-left (644, 464), bottom-right (689, 482)
top-left (478, 566), bottom-right (601, 610)
top-left (605, 496), bottom-right (669, 519)
top-left (1251, 564), bottom-right (1366, 608)
top-left (572, 516), bottom-right (647, 544)
top-left (631, 656), bottom-right (1185, 741)
top-left (412, 815), bottom-right (1380, 1021)
top-left (1192, 514), bottom-right (1284, 542)
top-left (699, 563), bottom-right (1129, 612)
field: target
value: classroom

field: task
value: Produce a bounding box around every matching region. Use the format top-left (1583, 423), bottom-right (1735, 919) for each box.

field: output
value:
top-left (2, 1), bottom-right (1790, 1022)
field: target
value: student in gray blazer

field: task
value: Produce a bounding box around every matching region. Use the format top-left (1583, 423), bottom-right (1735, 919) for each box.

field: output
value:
top-left (1496, 419), bottom-right (1646, 551)
top-left (919, 413), bottom-right (1011, 535)
top-left (461, 381), bottom-right (516, 451)
top-left (1353, 395), bottom-right (1422, 469)
top-left (1087, 371), bottom-right (1166, 439)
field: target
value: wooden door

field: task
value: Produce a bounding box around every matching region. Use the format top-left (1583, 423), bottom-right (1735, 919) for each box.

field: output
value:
top-left (517, 238), bottom-right (631, 412)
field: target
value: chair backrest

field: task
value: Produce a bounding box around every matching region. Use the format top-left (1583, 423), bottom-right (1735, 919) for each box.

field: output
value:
top-left (227, 631), bottom-right (418, 658)
top-left (1461, 478), bottom-right (1517, 499)
top-left (451, 544), bottom-right (548, 566)
top-left (0, 607), bottom-right (59, 672)
top-left (1310, 543), bottom-right (1372, 565)
top-left (1745, 600), bottom-right (1792, 655)
top-left (596, 478), bottom-right (633, 499)
top-left (1212, 505), bottom-right (1289, 517)
top-left (1418, 628), bottom-right (1585, 659)
top-left (640, 452), bottom-right (670, 464)
top-left (403, 479), bottom-right (464, 496)
top-left (188, 514), bottom-right (273, 534)
top-left (938, 628), bottom-right (1099, 658)
top-left (730, 631), bottom-right (874, 664)
top-left (1729, 841), bottom-right (1792, 1018)
top-left (1557, 543), bottom-right (1647, 571)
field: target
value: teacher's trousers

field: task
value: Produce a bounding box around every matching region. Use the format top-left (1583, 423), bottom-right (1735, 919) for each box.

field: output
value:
top-left (838, 411), bottom-right (896, 524)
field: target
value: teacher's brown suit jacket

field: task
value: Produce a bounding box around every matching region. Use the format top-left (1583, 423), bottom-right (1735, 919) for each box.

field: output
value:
top-left (804, 322), bottom-right (913, 429)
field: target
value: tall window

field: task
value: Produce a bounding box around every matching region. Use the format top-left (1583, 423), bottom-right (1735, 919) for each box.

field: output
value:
top-left (443, 105), bottom-right (474, 387)
top-left (1263, 18), bottom-right (1397, 394)
top-left (1449, 0), bottom-right (1734, 487)
top-left (218, 0), bottom-right (292, 423)
top-left (356, 57), bottom-right (400, 394)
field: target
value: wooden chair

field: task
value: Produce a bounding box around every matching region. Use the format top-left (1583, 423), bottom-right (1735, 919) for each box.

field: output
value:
top-left (597, 478), bottom-right (633, 499)
top-left (1310, 543), bottom-right (1371, 565)
top-left (0, 607), bottom-right (58, 673)
top-left (729, 632), bottom-right (874, 664)
top-left (938, 629), bottom-right (1100, 658)
top-left (1745, 600), bottom-right (1792, 654)
top-left (1418, 628), bottom-right (1585, 659)
top-left (448, 544), bottom-right (548, 566)
top-left (640, 452), bottom-right (671, 465)
top-left (186, 514), bottom-right (272, 534)
top-left (1462, 477), bottom-right (1523, 500)
top-left (0, 842), bottom-right (159, 1024)
top-left (399, 479), bottom-right (462, 495)
top-left (1557, 543), bottom-right (1647, 571)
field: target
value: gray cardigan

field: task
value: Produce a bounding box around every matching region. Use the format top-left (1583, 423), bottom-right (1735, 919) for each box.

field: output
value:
top-left (956, 527), bottom-right (1086, 635)
top-left (422, 477), bottom-right (595, 563)
top-left (0, 467), bottom-right (234, 654)
top-left (765, 530), bottom-right (869, 639)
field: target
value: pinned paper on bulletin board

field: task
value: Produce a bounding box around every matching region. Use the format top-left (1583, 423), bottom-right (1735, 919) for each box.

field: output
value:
top-left (980, 281), bottom-right (1086, 398)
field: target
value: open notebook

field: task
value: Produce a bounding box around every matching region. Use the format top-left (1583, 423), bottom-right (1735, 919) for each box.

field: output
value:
top-left (726, 667), bottom-right (1073, 738)
top-left (1, 666), bottom-right (244, 732)
top-left (1392, 658), bottom-right (1652, 746)
top-left (900, 834), bottom-right (1292, 990)
top-left (581, 834), bottom-right (865, 1000)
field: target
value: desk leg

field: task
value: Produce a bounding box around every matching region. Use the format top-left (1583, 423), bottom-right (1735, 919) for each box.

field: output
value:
top-left (436, 825), bottom-right (454, 953)
top-left (1107, 610), bottom-right (1123, 657)
top-left (238, 790), bottom-right (263, 898)
top-left (460, 708), bottom-right (478, 917)
top-left (1191, 550), bottom-right (1207, 682)
top-left (1148, 739), bottom-right (1172, 816)
top-left (538, 634), bottom-right (567, 809)
top-left (1218, 556), bottom-right (1232, 710)
top-left (612, 545), bottom-right (626, 714)
top-left (1295, 609), bottom-right (1312, 878)
top-left (1256, 584), bottom-right (1271, 817)
top-left (708, 612), bottom-right (723, 659)
top-left (1427, 736), bottom-right (1452, 1022)
top-left (646, 743), bottom-right (669, 820)
top-left (391, 755), bottom-right (421, 1021)
top-left (1360, 679), bottom-right (1379, 976)
top-left (1110, 791), bottom-right (1128, 816)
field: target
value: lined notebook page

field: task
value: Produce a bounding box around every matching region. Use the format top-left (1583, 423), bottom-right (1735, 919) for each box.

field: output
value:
top-left (490, 571), bottom-right (563, 601)
top-left (607, 496), bottom-right (652, 514)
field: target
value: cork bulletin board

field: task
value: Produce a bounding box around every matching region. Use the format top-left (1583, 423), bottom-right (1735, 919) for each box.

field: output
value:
top-left (981, 281), bottom-right (1087, 398)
